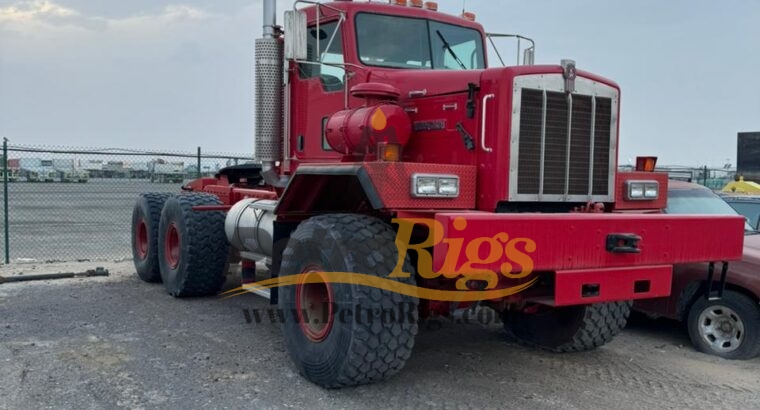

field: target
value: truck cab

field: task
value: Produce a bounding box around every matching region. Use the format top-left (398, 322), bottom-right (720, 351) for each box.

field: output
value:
top-left (280, 1), bottom-right (625, 214)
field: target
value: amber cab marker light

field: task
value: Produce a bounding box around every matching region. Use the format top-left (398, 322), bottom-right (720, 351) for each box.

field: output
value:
top-left (424, 2), bottom-right (438, 11)
top-left (462, 11), bottom-right (476, 21)
top-left (392, 0), bottom-right (408, 6)
top-left (636, 156), bottom-right (658, 172)
top-left (409, 0), bottom-right (423, 7)
top-left (378, 143), bottom-right (402, 162)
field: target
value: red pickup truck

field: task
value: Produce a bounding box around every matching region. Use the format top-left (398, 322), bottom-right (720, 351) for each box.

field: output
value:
top-left (634, 181), bottom-right (760, 360)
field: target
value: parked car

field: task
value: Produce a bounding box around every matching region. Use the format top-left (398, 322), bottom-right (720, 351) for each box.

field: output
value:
top-left (634, 181), bottom-right (760, 360)
top-left (722, 195), bottom-right (760, 230)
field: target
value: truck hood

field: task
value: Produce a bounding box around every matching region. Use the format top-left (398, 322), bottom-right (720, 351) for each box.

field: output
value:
top-left (366, 69), bottom-right (483, 99)
top-left (363, 65), bottom-right (619, 102)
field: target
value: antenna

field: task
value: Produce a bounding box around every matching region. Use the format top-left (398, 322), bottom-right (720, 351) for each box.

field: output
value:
top-left (462, 0), bottom-right (467, 14)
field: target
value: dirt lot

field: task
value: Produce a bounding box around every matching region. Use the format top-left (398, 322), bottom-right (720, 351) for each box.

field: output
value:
top-left (1, 261), bottom-right (759, 409)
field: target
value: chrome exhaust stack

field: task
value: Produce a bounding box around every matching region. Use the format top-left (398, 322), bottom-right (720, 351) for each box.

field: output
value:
top-left (255, 0), bottom-right (288, 187)
top-left (263, 0), bottom-right (277, 39)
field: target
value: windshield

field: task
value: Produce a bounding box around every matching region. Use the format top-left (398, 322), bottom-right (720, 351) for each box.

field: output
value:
top-left (666, 188), bottom-right (756, 232)
top-left (356, 13), bottom-right (485, 70)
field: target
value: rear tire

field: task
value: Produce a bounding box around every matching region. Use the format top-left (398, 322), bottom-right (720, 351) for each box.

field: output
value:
top-left (506, 302), bottom-right (631, 352)
top-left (279, 214), bottom-right (419, 388)
top-left (131, 193), bottom-right (172, 283)
top-left (158, 193), bottom-right (229, 297)
top-left (687, 290), bottom-right (760, 360)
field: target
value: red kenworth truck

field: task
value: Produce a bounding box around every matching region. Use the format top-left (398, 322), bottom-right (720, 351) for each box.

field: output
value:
top-left (131, 0), bottom-right (744, 388)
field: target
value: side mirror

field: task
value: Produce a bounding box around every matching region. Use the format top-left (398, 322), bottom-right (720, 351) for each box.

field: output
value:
top-left (284, 10), bottom-right (307, 60)
top-left (522, 48), bottom-right (534, 65)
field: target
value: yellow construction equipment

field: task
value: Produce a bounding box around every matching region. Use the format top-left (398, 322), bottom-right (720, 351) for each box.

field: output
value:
top-left (722, 176), bottom-right (760, 194)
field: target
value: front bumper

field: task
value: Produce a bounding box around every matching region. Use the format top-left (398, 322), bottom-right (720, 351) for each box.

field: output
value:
top-left (552, 265), bottom-right (671, 306)
top-left (433, 213), bottom-right (744, 305)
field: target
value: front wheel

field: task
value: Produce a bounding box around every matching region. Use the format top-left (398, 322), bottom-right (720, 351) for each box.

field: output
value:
top-left (505, 301), bottom-right (631, 352)
top-left (687, 290), bottom-right (760, 360)
top-left (279, 214), bottom-right (419, 388)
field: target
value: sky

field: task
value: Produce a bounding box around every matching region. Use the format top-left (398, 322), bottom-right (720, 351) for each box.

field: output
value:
top-left (0, 0), bottom-right (758, 166)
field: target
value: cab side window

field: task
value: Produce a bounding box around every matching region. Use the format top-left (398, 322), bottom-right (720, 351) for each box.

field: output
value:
top-left (298, 22), bottom-right (345, 92)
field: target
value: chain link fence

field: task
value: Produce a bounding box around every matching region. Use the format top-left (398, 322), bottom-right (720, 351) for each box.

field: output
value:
top-left (0, 142), bottom-right (254, 264)
top-left (619, 165), bottom-right (737, 190)
top-left (0, 142), bottom-right (741, 264)
top-left (663, 166), bottom-right (736, 191)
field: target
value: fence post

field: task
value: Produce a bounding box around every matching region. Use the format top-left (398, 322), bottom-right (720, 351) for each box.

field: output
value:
top-left (3, 138), bottom-right (9, 264)
top-left (703, 165), bottom-right (708, 187)
top-left (197, 146), bottom-right (202, 179)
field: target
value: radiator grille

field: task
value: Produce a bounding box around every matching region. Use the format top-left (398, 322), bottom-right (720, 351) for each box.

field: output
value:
top-left (515, 87), bottom-right (614, 201)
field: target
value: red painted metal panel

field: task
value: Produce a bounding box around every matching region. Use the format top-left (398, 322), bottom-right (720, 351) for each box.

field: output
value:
top-left (231, 188), bottom-right (278, 202)
top-left (363, 162), bottom-right (476, 209)
top-left (614, 172), bottom-right (668, 210)
top-left (191, 205), bottom-right (232, 212)
top-left (432, 213), bottom-right (745, 273)
top-left (553, 265), bottom-right (672, 306)
top-left (203, 185), bottom-right (233, 205)
top-left (183, 177), bottom-right (219, 192)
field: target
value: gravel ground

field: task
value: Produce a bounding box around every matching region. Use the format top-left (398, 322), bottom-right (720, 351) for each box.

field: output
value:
top-left (1, 261), bottom-right (759, 410)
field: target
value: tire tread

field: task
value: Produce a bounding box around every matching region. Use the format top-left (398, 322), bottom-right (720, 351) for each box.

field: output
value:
top-left (281, 214), bottom-right (418, 388)
top-left (132, 192), bottom-right (173, 282)
top-left (509, 301), bottom-right (632, 353)
top-left (159, 193), bottom-right (229, 297)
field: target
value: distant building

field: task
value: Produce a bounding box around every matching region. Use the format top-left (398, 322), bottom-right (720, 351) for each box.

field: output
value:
top-left (82, 160), bottom-right (105, 178)
top-left (129, 162), bottom-right (151, 179)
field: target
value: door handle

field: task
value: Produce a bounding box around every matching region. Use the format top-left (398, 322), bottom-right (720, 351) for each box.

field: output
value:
top-left (481, 94), bottom-right (495, 153)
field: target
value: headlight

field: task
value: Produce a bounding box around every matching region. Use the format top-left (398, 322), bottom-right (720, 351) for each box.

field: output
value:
top-left (412, 174), bottom-right (460, 198)
top-left (626, 180), bottom-right (659, 200)
top-left (415, 176), bottom-right (438, 196)
top-left (437, 178), bottom-right (460, 196)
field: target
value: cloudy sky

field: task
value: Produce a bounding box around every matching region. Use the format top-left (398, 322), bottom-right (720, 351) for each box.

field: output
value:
top-left (1, 0), bottom-right (758, 165)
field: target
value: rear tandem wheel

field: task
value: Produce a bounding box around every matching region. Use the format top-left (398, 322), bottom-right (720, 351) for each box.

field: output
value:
top-left (157, 193), bottom-right (230, 297)
top-left (131, 193), bottom-right (173, 283)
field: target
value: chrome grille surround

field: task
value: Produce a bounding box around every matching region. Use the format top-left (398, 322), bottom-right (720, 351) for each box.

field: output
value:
top-left (509, 74), bottom-right (619, 202)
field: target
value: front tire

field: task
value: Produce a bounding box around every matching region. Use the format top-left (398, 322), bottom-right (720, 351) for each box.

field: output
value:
top-left (158, 193), bottom-right (229, 297)
top-left (506, 302), bottom-right (631, 352)
top-left (279, 214), bottom-right (419, 388)
top-left (687, 290), bottom-right (760, 360)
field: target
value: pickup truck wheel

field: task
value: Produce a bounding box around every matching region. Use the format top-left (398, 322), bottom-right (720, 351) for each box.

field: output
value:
top-left (131, 193), bottom-right (173, 283)
top-left (506, 301), bottom-right (631, 352)
top-left (687, 290), bottom-right (760, 360)
top-left (279, 214), bottom-right (418, 388)
top-left (158, 193), bottom-right (229, 297)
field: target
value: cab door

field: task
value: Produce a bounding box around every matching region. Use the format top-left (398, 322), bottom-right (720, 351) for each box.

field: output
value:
top-left (288, 20), bottom-right (347, 166)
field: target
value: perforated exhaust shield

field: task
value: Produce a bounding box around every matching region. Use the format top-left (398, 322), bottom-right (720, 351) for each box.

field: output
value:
top-left (254, 38), bottom-right (284, 162)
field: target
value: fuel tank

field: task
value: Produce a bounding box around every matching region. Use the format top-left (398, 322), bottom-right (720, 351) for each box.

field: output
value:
top-left (225, 199), bottom-right (277, 258)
